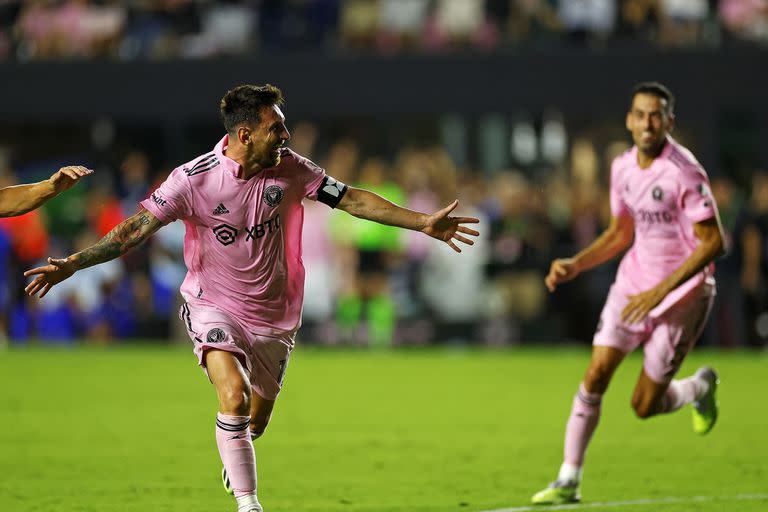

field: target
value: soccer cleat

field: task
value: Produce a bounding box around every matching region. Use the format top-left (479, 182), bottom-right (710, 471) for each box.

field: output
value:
top-left (236, 496), bottom-right (263, 512)
top-left (222, 466), bottom-right (234, 495)
top-left (531, 479), bottom-right (581, 505)
top-left (692, 366), bottom-right (719, 435)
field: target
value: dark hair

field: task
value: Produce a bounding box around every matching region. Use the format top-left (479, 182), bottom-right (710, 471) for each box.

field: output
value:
top-left (630, 82), bottom-right (675, 116)
top-left (220, 84), bottom-right (285, 133)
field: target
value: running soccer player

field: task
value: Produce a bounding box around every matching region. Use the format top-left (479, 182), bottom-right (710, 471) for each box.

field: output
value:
top-left (0, 166), bottom-right (92, 217)
top-left (531, 82), bottom-right (724, 505)
top-left (24, 84), bottom-right (479, 512)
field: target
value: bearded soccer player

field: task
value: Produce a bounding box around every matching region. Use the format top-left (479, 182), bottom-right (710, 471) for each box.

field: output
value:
top-left (531, 82), bottom-right (724, 505)
top-left (0, 166), bottom-right (92, 217)
top-left (24, 84), bottom-right (479, 512)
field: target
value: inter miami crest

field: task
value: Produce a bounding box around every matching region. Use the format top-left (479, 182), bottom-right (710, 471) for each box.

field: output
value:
top-left (652, 186), bottom-right (663, 201)
top-left (263, 185), bottom-right (284, 207)
top-left (206, 328), bottom-right (226, 343)
top-left (213, 223), bottom-right (238, 245)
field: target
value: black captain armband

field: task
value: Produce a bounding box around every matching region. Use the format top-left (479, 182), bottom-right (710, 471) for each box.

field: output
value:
top-left (316, 175), bottom-right (348, 208)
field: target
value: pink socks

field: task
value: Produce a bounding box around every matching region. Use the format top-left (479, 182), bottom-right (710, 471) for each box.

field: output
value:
top-left (659, 376), bottom-right (706, 413)
top-left (563, 383), bottom-right (603, 468)
top-left (216, 413), bottom-right (257, 498)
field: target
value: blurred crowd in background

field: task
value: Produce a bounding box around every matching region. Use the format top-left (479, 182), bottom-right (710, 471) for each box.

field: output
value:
top-left (0, 0), bottom-right (766, 349)
top-left (0, 114), bottom-right (766, 348)
top-left (1, 0), bottom-right (767, 62)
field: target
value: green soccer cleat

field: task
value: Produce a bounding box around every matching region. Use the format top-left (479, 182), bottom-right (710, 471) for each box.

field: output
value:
top-left (222, 466), bottom-right (234, 495)
top-left (692, 366), bottom-right (719, 435)
top-left (531, 479), bottom-right (581, 505)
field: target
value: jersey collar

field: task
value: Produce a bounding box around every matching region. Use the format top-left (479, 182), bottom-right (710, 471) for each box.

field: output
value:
top-left (214, 134), bottom-right (246, 179)
top-left (659, 135), bottom-right (675, 160)
top-left (632, 135), bottom-right (675, 170)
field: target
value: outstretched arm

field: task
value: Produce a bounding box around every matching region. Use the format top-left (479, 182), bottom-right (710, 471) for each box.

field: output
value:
top-left (336, 187), bottom-right (479, 252)
top-left (0, 166), bottom-right (92, 217)
top-left (621, 216), bottom-right (724, 323)
top-left (545, 213), bottom-right (634, 292)
top-left (24, 208), bottom-right (163, 298)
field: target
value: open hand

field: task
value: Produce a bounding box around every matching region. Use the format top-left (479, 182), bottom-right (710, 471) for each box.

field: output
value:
top-left (24, 257), bottom-right (77, 298)
top-left (422, 200), bottom-right (480, 253)
top-left (621, 285), bottom-right (669, 324)
top-left (49, 166), bottom-right (93, 193)
top-left (545, 258), bottom-right (581, 292)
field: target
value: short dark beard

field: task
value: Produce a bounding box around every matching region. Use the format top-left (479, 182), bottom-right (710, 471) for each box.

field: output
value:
top-left (639, 137), bottom-right (666, 159)
top-left (261, 153), bottom-right (279, 168)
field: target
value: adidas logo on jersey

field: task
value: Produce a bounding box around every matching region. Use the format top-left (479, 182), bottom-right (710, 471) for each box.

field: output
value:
top-left (212, 203), bottom-right (230, 215)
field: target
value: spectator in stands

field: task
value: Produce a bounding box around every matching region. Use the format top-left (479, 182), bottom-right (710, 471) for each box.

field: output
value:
top-left (419, 171), bottom-right (489, 343)
top-left (118, 150), bottom-right (150, 216)
top-left (658, 0), bottom-right (711, 47)
top-left (339, 0), bottom-right (377, 49)
top-left (558, 0), bottom-right (617, 45)
top-left (741, 170), bottom-right (768, 347)
top-left (377, 0), bottom-right (429, 52)
top-left (720, 0), bottom-right (768, 44)
top-left (333, 157), bottom-right (405, 347)
top-left (704, 174), bottom-right (746, 347)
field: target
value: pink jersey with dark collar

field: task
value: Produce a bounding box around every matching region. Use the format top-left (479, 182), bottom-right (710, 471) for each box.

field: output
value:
top-left (609, 136), bottom-right (718, 316)
top-left (141, 135), bottom-right (326, 336)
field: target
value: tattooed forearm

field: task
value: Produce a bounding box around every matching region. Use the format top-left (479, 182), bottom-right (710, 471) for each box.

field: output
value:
top-left (74, 211), bottom-right (159, 270)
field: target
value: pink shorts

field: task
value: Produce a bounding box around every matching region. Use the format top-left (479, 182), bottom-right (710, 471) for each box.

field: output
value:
top-left (179, 300), bottom-right (294, 401)
top-left (593, 283), bottom-right (714, 383)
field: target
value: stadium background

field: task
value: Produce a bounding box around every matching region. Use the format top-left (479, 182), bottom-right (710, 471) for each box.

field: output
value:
top-left (0, 1), bottom-right (767, 348)
top-left (0, 2), bottom-right (767, 512)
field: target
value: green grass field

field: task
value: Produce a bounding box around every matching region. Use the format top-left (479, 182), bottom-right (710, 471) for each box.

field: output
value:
top-left (0, 345), bottom-right (766, 512)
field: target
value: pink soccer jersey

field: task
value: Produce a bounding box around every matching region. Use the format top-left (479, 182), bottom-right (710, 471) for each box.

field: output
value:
top-left (609, 136), bottom-right (718, 316)
top-left (140, 135), bottom-right (328, 337)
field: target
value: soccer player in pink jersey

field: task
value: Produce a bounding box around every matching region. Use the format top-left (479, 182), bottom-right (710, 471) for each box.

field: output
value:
top-left (531, 82), bottom-right (725, 505)
top-left (24, 84), bottom-right (480, 512)
top-left (0, 165), bottom-right (92, 217)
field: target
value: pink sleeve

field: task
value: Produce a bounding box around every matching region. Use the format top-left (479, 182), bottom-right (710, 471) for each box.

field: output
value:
top-left (609, 159), bottom-right (628, 217)
top-left (291, 151), bottom-right (326, 199)
top-left (678, 166), bottom-right (717, 223)
top-left (139, 168), bottom-right (193, 224)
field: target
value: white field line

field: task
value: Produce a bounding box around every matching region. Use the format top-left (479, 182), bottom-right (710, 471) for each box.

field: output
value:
top-left (479, 493), bottom-right (768, 512)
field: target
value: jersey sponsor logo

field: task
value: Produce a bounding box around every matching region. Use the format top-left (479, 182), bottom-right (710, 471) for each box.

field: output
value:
top-left (636, 209), bottom-right (675, 224)
top-left (211, 215), bottom-right (281, 245)
top-left (206, 328), bottom-right (226, 343)
top-left (263, 185), bottom-right (284, 207)
top-left (212, 203), bottom-right (230, 215)
top-left (245, 214), bottom-right (280, 241)
top-left (150, 192), bottom-right (167, 207)
top-left (652, 186), bottom-right (664, 201)
top-left (213, 223), bottom-right (238, 245)
top-left (185, 153), bottom-right (220, 177)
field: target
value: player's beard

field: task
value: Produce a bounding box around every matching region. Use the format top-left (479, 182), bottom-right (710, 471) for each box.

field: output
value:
top-left (637, 131), bottom-right (665, 157)
top-left (258, 146), bottom-right (281, 168)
